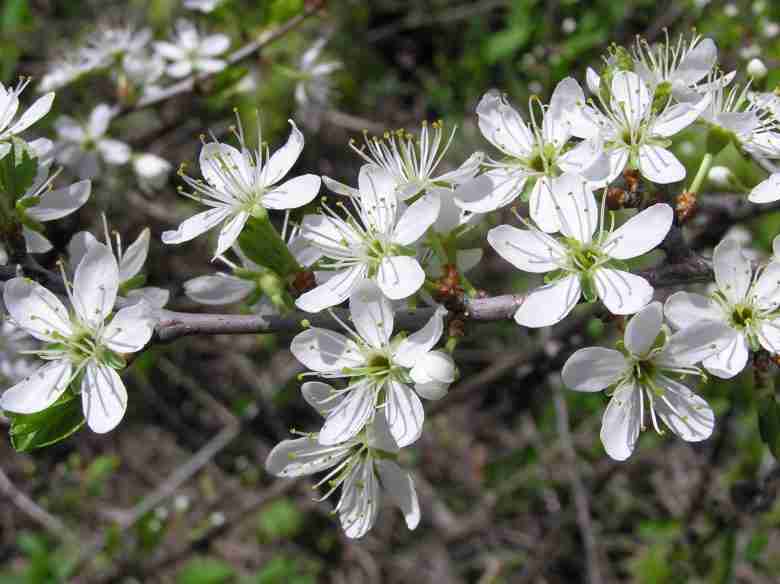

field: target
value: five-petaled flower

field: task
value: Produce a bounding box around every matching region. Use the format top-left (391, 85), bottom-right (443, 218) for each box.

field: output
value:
top-left (0, 242), bottom-right (154, 433)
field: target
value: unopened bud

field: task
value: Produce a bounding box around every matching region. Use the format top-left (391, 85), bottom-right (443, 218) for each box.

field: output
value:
top-left (707, 165), bottom-right (733, 188)
top-left (747, 58), bottom-right (768, 80)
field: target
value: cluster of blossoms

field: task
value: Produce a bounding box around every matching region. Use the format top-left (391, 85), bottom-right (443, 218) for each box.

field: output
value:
top-left (5, 24), bottom-right (780, 542)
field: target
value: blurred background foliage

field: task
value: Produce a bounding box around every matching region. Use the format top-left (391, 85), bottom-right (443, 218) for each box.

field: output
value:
top-left (2, 0), bottom-right (780, 582)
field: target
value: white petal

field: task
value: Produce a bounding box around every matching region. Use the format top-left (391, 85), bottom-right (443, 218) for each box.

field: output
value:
top-left (625, 301), bottom-right (663, 356)
top-left (487, 224), bottom-right (563, 273)
top-left (262, 174), bottom-right (321, 210)
top-left (290, 328), bottom-right (364, 372)
top-left (162, 206), bottom-right (231, 245)
top-left (358, 165), bottom-right (397, 234)
top-left (295, 265), bottom-right (367, 312)
top-left (88, 104), bottom-right (113, 137)
top-left (154, 41), bottom-right (185, 61)
top-left (184, 274), bottom-right (254, 305)
top-left (23, 228), bottom-right (52, 253)
top-left (301, 381), bottom-right (345, 416)
top-left (476, 90), bottom-right (533, 157)
top-left (754, 262), bottom-right (780, 311)
top-left (703, 331), bottom-right (748, 379)
top-left (454, 169), bottom-right (526, 213)
top-left (653, 375), bottom-right (714, 442)
top-left (124, 287), bottom-right (169, 309)
top-left (119, 228), bottom-right (150, 282)
top-left (263, 120), bottom-right (304, 185)
top-left (675, 38), bottom-right (717, 85)
top-left (199, 142), bottom-right (249, 193)
top-left (68, 231), bottom-right (98, 269)
top-left (435, 151), bottom-right (484, 186)
top-left (394, 308), bottom-right (445, 367)
top-left (586, 67), bottom-right (600, 94)
top-left (414, 381), bottom-right (449, 400)
top-left (26, 180), bottom-right (91, 222)
top-left (0, 360), bottom-right (71, 414)
top-left (603, 203), bottom-right (673, 260)
top-left (545, 77), bottom-right (583, 146)
top-left (393, 192), bottom-right (440, 245)
top-left (610, 71), bottom-right (651, 127)
top-left (600, 382), bottom-right (642, 461)
top-left (319, 381), bottom-right (376, 445)
top-left (528, 177), bottom-right (561, 234)
top-left (339, 458), bottom-right (380, 539)
top-left (652, 100), bottom-right (707, 137)
top-left (749, 173), bottom-right (780, 204)
top-left (514, 275), bottom-right (581, 327)
top-left (97, 139), bottom-right (131, 165)
top-left (562, 347), bottom-right (626, 392)
top-left (199, 33), bottom-right (230, 56)
top-left (376, 459), bottom-right (420, 530)
top-left (557, 140), bottom-right (611, 184)
top-left (167, 60), bottom-right (192, 78)
top-left (214, 211), bottom-right (248, 258)
top-left (664, 291), bottom-right (720, 330)
top-left (322, 175), bottom-right (359, 197)
top-left (656, 320), bottom-right (734, 367)
top-left (376, 256), bottom-right (424, 300)
top-left (194, 58), bottom-right (226, 73)
top-left (3, 277), bottom-right (72, 341)
top-left (73, 242), bottom-right (119, 326)
top-left (103, 303), bottom-right (154, 354)
top-left (7, 92), bottom-right (54, 136)
top-left (551, 173), bottom-right (598, 243)
top-left (606, 147), bottom-right (630, 183)
top-left (638, 145), bottom-right (686, 184)
top-left (81, 362), bottom-right (127, 434)
top-left (410, 350), bottom-right (455, 385)
top-left (713, 238), bottom-right (751, 304)
top-left (349, 280), bottom-right (394, 349)
top-left (594, 268), bottom-right (653, 315)
top-left (758, 318), bottom-right (780, 353)
top-left (265, 437), bottom-right (351, 477)
top-left (385, 379), bottom-right (424, 447)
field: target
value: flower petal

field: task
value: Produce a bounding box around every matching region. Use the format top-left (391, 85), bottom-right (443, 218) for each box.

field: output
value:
top-left (214, 211), bottom-right (248, 258)
top-left (295, 264), bottom-right (367, 312)
top-left (349, 280), bottom-right (394, 349)
top-left (749, 172), bottom-right (780, 204)
top-left (664, 291), bottom-right (720, 330)
top-left (376, 459), bottom-right (421, 530)
top-left (593, 268), bottom-right (652, 315)
top-left (656, 320), bottom-right (734, 368)
top-left (0, 360), bottom-right (71, 414)
top-left (394, 307), bottom-right (445, 367)
top-left (638, 145), bottom-right (686, 184)
top-left (600, 382), bottom-right (641, 461)
top-left (514, 275), bottom-right (581, 328)
top-left (73, 242), bottom-right (119, 327)
top-left (487, 224), bottom-right (564, 273)
top-left (23, 228), bottom-right (52, 253)
top-left (754, 261), bottom-right (780, 311)
top-left (652, 99), bottom-right (708, 137)
top-left (393, 192), bottom-right (440, 245)
top-left (610, 71), bottom-right (651, 127)
top-left (103, 302), bottom-right (154, 354)
top-left (359, 165), bottom-right (397, 234)
top-left (454, 169), bottom-right (526, 213)
top-left (161, 206), bottom-right (231, 245)
top-left (290, 328), bottom-right (364, 372)
top-left (410, 350), bottom-right (455, 385)
top-left (385, 379), bottom-right (424, 447)
top-left (713, 238), bottom-right (751, 304)
top-left (184, 274), bottom-right (254, 305)
top-left (653, 375), bottom-right (714, 442)
top-left (81, 362), bottom-right (127, 434)
top-left (119, 227), bottom-right (150, 282)
top-left (262, 174), bottom-right (321, 210)
top-left (263, 120), bottom-right (304, 185)
top-left (319, 380), bottom-right (377, 445)
top-left (265, 437), bottom-right (352, 477)
top-left (562, 347), bottom-right (626, 392)
top-left (97, 139), bottom-right (131, 165)
top-left (758, 318), bottom-right (780, 353)
top-left (7, 92), bottom-right (54, 136)
top-left (702, 331), bottom-right (748, 379)
top-left (551, 173), bottom-right (598, 243)
top-left (25, 180), bottom-right (91, 222)
top-left (3, 277), bottom-right (72, 341)
top-left (624, 301), bottom-right (663, 356)
top-left (476, 89), bottom-right (533, 157)
top-left (301, 381), bottom-right (345, 416)
top-left (339, 457), bottom-right (380, 539)
top-left (376, 256), bottom-right (424, 300)
top-left (199, 33), bottom-right (230, 56)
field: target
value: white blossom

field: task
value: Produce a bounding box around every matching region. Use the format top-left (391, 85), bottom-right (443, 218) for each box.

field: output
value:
top-left (487, 174), bottom-right (673, 326)
top-left (0, 243), bottom-right (154, 433)
top-left (570, 70), bottom-right (709, 185)
top-left (295, 36), bottom-right (342, 131)
top-left (265, 412), bottom-right (419, 539)
top-left (184, 0), bottom-right (224, 12)
top-left (291, 280), bottom-right (453, 447)
top-left (154, 20), bottom-right (230, 79)
top-left (563, 301), bottom-right (729, 460)
top-left (54, 104), bottom-right (131, 179)
top-left (349, 121), bottom-right (482, 202)
top-left (132, 153), bottom-right (171, 192)
top-left (296, 165), bottom-right (439, 311)
top-left (665, 238), bottom-right (780, 378)
top-left (455, 79), bottom-right (608, 232)
top-left (162, 117), bottom-right (321, 258)
top-left (0, 80), bottom-right (54, 160)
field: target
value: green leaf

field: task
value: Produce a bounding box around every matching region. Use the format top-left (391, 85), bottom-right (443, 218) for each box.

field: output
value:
top-left (757, 395), bottom-right (780, 459)
top-left (7, 393), bottom-right (85, 452)
top-left (176, 556), bottom-right (236, 584)
top-left (256, 498), bottom-right (304, 541)
top-left (237, 214), bottom-right (301, 278)
top-left (0, 139), bottom-right (37, 205)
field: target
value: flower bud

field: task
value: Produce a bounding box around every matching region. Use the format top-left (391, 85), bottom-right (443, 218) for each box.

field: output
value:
top-left (133, 153), bottom-right (171, 192)
top-left (707, 165), bottom-right (733, 188)
top-left (747, 58), bottom-right (768, 80)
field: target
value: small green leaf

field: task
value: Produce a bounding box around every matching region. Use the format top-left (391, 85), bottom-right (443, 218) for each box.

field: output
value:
top-left (176, 556), bottom-right (236, 584)
top-left (7, 393), bottom-right (85, 452)
top-left (238, 214), bottom-right (301, 278)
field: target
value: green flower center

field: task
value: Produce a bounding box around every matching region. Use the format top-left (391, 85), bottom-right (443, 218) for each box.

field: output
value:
top-left (730, 304), bottom-right (754, 329)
